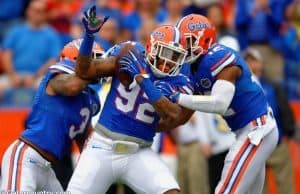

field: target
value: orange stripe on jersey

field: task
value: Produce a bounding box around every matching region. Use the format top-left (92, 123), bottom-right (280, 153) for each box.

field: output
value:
top-left (7, 141), bottom-right (21, 190)
top-left (16, 144), bottom-right (28, 190)
top-left (218, 139), bottom-right (250, 194)
top-left (210, 52), bottom-right (231, 71)
top-left (231, 142), bottom-right (260, 193)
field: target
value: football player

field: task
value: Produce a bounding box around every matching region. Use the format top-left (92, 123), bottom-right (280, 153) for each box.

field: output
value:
top-left (121, 14), bottom-right (279, 194)
top-left (67, 25), bottom-right (195, 194)
top-left (0, 6), bottom-right (106, 192)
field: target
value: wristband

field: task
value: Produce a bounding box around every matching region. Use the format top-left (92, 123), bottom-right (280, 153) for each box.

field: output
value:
top-left (140, 78), bottom-right (163, 103)
top-left (79, 34), bottom-right (94, 56)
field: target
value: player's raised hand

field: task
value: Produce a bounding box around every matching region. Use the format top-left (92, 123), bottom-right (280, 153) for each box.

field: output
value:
top-left (82, 5), bottom-right (109, 36)
top-left (118, 49), bottom-right (148, 79)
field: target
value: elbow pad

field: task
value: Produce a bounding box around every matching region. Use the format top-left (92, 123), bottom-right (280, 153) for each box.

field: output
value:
top-left (178, 80), bottom-right (235, 115)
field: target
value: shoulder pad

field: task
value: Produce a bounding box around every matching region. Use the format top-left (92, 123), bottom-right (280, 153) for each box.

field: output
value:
top-left (205, 44), bottom-right (237, 77)
top-left (106, 41), bottom-right (146, 57)
top-left (48, 60), bottom-right (75, 74)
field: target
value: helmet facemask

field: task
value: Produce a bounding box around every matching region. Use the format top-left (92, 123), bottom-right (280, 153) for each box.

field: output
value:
top-left (92, 50), bottom-right (104, 59)
top-left (147, 41), bottom-right (187, 78)
top-left (183, 29), bottom-right (207, 64)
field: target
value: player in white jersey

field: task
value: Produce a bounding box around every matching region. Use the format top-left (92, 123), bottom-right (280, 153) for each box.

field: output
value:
top-left (120, 14), bottom-right (279, 194)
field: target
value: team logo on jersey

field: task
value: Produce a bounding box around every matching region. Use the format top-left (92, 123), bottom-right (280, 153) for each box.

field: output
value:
top-left (200, 78), bottom-right (211, 88)
top-left (187, 22), bottom-right (212, 32)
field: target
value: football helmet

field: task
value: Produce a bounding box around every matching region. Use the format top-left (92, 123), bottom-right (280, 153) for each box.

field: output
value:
top-left (60, 38), bottom-right (104, 63)
top-left (146, 25), bottom-right (187, 78)
top-left (177, 14), bottom-right (216, 63)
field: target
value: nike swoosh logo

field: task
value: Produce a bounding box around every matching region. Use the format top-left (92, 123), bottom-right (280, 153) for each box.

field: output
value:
top-left (91, 145), bottom-right (102, 149)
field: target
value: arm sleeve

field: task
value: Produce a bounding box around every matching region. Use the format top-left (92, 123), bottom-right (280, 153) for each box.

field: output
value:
top-left (178, 79), bottom-right (235, 115)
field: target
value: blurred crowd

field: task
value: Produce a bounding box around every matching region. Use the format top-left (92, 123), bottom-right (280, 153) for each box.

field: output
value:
top-left (0, 0), bottom-right (300, 106)
top-left (0, 1), bottom-right (299, 193)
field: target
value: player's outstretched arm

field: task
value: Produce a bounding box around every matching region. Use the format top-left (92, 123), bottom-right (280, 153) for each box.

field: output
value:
top-left (48, 6), bottom-right (110, 96)
top-left (76, 56), bottom-right (116, 80)
top-left (157, 107), bottom-right (194, 131)
top-left (47, 74), bottom-right (90, 96)
top-left (153, 67), bottom-right (239, 130)
top-left (174, 66), bottom-right (241, 114)
top-left (75, 5), bottom-right (114, 80)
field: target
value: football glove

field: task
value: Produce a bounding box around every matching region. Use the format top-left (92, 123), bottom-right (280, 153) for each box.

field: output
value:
top-left (118, 49), bottom-right (148, 79)
top-left (82, 5), bottom-right (109, 36)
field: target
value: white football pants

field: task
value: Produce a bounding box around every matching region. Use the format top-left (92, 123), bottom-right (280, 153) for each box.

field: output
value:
top-left (67, 131), bottom-right (179, 194)
top-left (1, 140), bottom-right (63, 192)
top-left (215, 112), bottom-right (279, 194)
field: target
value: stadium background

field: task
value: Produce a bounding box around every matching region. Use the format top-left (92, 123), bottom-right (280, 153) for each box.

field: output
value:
top-left (0, 0), bottom-right (300, 193)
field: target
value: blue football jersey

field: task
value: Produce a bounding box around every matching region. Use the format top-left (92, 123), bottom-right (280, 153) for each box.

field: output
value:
top-left (98, 42), bottom-right (193, 141)
top-left (190, 43), bottom-right (268, 130)
top-left (21, 60), bottom-right (101, 160)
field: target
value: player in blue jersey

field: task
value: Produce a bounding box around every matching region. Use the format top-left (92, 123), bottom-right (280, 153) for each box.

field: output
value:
top-left (175, 14), bottom-right (279, 194)
top-left (120, 14), bottom-right (279, 194)
top-left (67, 25), bottom-right (195, 194)
top-left (0, 6), bottom-right (107, 192)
